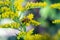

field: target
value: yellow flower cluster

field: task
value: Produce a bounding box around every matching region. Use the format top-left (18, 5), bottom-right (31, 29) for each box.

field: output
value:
top-left (0, 11), bottom-right (19, 19)
top-left (14, 0), bottom-right (24, 11)
top-left (31, 20), bottom-right (40, 26)
top-left (0, 22), bottom-right (20, 28)
top-left (25, 2), bottom-right (47, 10)
top-left (25, 29), bottom-right (49, 40)
top-left (27, 14), bottom-right (34, 20)
top-left (17, 29), bottom-right (50, 40)
top-left (0, 7), bottom-right (10, 12)
top-left (21, 13), bottom-right (40, 26)
top-left (17, 29), bottom-right (34, 40)
top-left (0, 0), bottom-right (19, 19)
top-left (0, 0), bottom-right (60, 12)
top-left (14, 0), bottom-right (47, 11)
top-left (0, 1), bottom-right (3, 5)
top-left (25, 34), bottom-right (42, 40)
top-left (52, 20), bottom-right (60, 23)
top-left (0, 0), bottom-right (10, 5)
top-left (17, 31), bottom-right (26, 40)
top-left (25, 34), bottom-right (50, 40)
top-left (51, 3), bottom-right (60, 10)
top-left (0, 0), bottom-right (47, 12)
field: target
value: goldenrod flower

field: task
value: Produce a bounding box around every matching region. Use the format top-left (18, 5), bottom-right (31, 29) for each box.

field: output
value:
top-left (4, 0), bottom-right (10, 5)
top-left (0, 1), bottom-right (3, 5)
top-left (0, 22), bottom-right (20, 28)
top-left (52, 20), bottom-right (60, 23)
top-left (51, 3), bottom-right (60, 10)
top-left (14, 0), bottom-right (24, 4)
top-left (21, 13), bottom-right (34, 26)
top-left (17, 29), bottom-right (49, 40)
top-left (17, 29), bottom-right (34, 40)
top-left (16, 6), bottom-right (24, 11)
top-left (31, 20), bottom-right (40, 26)
top-left (27, 13), bottom-right (34, 20)
top-left (17, 31), bottom-right (26, 40)
top-left (26, 23), bottom-right (30, 26)
top-left (21, 13), bottom-right (40, 26)
top-left (43, 2), bottom-right (47, 7)
top-left (25, 2), bottom-right (47, 10)
top-left (11, 22), bottom-right (20, 28)
top-left (1, 13), bottom-right (9, 18)
top-left (1, 10), bottom-right (19, 19)
top-left (1, 7), bottom-right (10, 12)
top-left (14, 0), bottom-right (24, 11)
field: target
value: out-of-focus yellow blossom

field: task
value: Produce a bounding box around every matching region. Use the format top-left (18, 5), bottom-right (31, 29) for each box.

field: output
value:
top-left (25, 2), bottom-right (47, 10)
top-left (14, 0), bottom-right (24, 11)
top-left (21, 13), bottom-right (40, 26)
top-left (14, 0), bottom-right (24, 4)
top-left (52, 20), bottom-right (60, 23)
top-left (27, 13), bottom-right (34, 20)
top-left (0, 22), bottom-right (20, 28)
top-left (4, 0), bottom-right (10, 5)
top-left (51, 3), bottom-right (60, 10)
top-left (0, 0), bottom-right (10, 5)
top-left (17, 31), bottom-right (26, 40)
top-left (17, 6), bottom-right (24, 11)
top-left (26, 23), bottom-right (30, 26)
top-left (31, 20), bottom-right (40, 26)
top-left (0, 1), bottom-right (3, 5)
top-left (27, 29), bottom-right (34, 35)
top-left (1, 11), bottom-right (10, 18)
top-left (3, 24), bottom-right (9, 28)
top-left (1, 11), bottom-right (19, 19)
top-left (25, 32), bottom-right (50, 40)
top-left (21, 13), bottom-right (34, 26)
top-left (25, 2), bottom-right (30, 10)
top-left (17, 29), bottom-right (50, 40)
top-left (43, 2), bottom-right (47, 7)
top-left (9, 12), bottom-right (15, 19)
top-left (0, 1), bottom-right (20, 19)
top-left (2, 13), bottom-right (9, 18)
top-left (9, 11), bottom-right (19, 19)
top-left (17, 29), bottom-right (34, 40)
top-left (14, 0), bottom-right (24, 8)
top-left (25, 34), bottom-right (42, 40)
top-left (10, 22), bottom-right (20, 28)
top-left (1, 7), bottom-right (10, 12)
